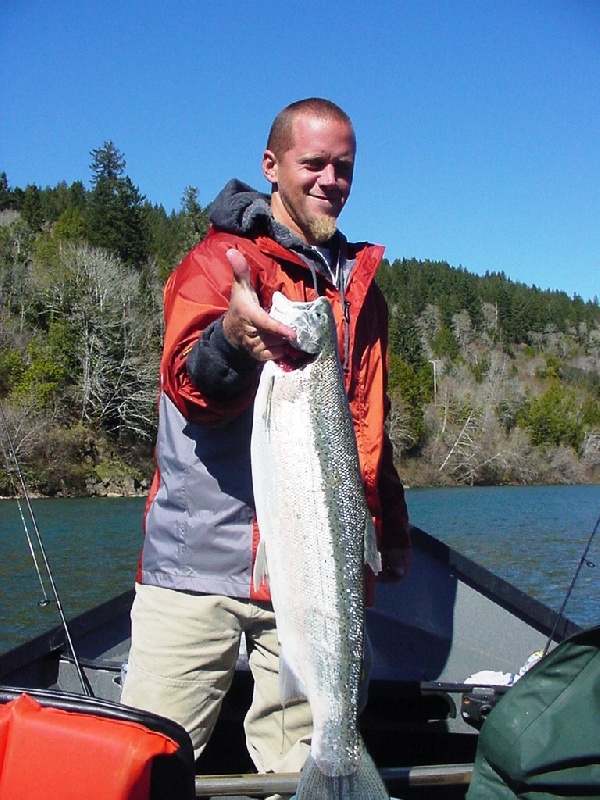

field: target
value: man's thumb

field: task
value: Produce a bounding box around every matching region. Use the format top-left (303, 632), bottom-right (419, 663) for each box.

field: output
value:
top-left (226, 248), bottom-right (251, 285)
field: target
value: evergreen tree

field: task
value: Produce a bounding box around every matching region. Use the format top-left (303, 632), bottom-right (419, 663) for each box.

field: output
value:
top-left (22, 184), bottom-right (44, 230)
top-left (517, 381), bottom-right (584, 451)
top-left (388, 354), bottom-right (428, 449)
top-left (432, 324), bottom-right (460, 360)
top-left (68, 181), bottom-right (87, 212)
top-left (179, 185), bottom-right (209, 252)
top-left (389, 305), bottom-right (425, 368)
top-left (89, 141), bottom-right (126, 186)
top-left (0, 172), bottom-right (10, 211)
top-left (143, 202), bottom-right (181, 277)
top-left (86, 141), bottom-right (149, 268)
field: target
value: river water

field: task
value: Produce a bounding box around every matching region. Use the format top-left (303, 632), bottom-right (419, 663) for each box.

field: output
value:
top-left (1, 485), bottom-right (599, 655)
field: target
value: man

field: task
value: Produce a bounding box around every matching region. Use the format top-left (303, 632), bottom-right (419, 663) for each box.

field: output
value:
top-left (122, 98), bottom-right (411, 779)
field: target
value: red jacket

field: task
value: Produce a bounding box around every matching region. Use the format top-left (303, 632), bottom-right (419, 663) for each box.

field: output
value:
top-left (140, 225), bottom-right (409, 605)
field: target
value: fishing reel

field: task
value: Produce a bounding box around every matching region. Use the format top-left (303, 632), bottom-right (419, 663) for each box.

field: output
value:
top-left (460, 686), bottom-right (506, 730)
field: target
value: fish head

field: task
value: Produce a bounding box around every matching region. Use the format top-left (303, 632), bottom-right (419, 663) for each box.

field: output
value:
top-left (269, 292), bottom-right (335, 356)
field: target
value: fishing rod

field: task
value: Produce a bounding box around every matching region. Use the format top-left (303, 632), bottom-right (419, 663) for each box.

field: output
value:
top-left (0, 424), bottom-right (50, 607)
top-left (543, 510), bottom-right (599, 657)
top-left (0, 401), bottom-right (93, 697)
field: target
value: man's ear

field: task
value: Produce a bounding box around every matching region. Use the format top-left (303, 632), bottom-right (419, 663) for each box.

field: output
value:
top-left (262, 149), bottom-right (278, 184)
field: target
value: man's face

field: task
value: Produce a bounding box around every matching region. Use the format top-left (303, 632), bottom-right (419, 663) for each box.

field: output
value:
top-left (263, 114), bottom-right (355, 246)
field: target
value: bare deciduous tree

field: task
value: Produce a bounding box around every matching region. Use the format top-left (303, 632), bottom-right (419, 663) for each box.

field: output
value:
top-left (386, 394), bottom-right (417, 457)
top-left (42, 244), bottom-right (162, 439)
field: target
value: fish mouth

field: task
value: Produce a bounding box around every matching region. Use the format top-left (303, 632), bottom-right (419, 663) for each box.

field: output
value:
top-left (277, 344), bottom-right (318, 371)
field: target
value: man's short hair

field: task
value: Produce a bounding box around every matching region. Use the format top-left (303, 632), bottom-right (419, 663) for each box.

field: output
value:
top-left (266, 98), bottom-right (355, 158)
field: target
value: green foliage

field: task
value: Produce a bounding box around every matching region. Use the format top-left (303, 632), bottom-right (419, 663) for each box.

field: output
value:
top-left (54, 206), bottom-right (88, 242)
top-left (14, 324), bottom-right (75, 408)
top-left (0, 172), bottom-right (10, 210)
top-left (377, 258), bottom-right (600, 346)
top-left (0, 349), bottom-right (26, 397)
top-left (517, 381), bottom-right (584, 450)
top-left (469, 356), bottom-right (490, 384)
top-left (143, 203), bottom-right (182, 279)
top-left (432, 325), bottom-right (459, 360)
top-left (389, 305), bottom-right (424, 368)
top-left (46, 318), bottom-right (80, 375)
top-left (22, 184), bottom-right (44, 231)
top-left (180, 185), bottom-right (210, 251)
top-left (388, 354), bottom-right (430, 448)
top-left (581, 396), bottom-right (600, 428)
top-left (377, 257), bottom-right (486, 329)
top-left (90, 141), bottom-right (126, 185)
top-left (86, 174), bottom-right (149, 268)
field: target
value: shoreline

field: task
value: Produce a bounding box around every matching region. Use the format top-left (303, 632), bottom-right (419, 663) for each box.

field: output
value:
top-left (2, 478), bottom-right (599, 501)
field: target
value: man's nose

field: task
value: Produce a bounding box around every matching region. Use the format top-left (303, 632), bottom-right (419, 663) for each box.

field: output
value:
top-left (319, 163), bottom-right (337, 186)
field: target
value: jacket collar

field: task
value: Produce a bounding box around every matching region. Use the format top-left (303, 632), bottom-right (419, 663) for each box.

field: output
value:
top-left (209, 178), bottom-right (385, 299)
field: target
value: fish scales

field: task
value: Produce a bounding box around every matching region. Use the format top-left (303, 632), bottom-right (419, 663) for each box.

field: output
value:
top-left (251, 292), bottom-right (388, 800)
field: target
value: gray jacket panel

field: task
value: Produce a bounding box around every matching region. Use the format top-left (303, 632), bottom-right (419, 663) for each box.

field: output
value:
top-left (141, 392), bottom-right (256, 597)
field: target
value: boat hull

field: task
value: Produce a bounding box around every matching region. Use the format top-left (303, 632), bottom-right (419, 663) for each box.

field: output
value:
top-left (0, 526), bottom-right (578, 799)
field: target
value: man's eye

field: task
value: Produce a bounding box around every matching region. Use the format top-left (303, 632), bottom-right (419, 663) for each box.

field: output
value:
top-left (336, 162), bottom-right (354, 176)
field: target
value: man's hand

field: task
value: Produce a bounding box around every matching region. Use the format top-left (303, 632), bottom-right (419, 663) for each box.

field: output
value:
top-left (222, 249), bottom-right (296, 361)
top-left (379, 547), bottom-right (412, 583)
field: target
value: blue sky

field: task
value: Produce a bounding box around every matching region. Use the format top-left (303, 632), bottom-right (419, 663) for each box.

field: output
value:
top-left (1, 0), bottom-right (598, 301)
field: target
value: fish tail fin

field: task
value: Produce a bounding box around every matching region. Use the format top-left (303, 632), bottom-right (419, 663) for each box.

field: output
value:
top-left (296, 741), bottom-right (388, 799)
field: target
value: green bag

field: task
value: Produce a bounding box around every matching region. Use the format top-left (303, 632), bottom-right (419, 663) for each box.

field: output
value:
top-left (467, 625), bottom-right (600, 799)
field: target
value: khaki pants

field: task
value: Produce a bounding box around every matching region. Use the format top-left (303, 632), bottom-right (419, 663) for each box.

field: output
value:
top-left (121, 583), bottom-right (312, 774)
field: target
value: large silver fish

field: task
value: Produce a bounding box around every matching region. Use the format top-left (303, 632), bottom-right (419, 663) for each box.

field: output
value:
top-left (251, 292), bottom-right (388, 800)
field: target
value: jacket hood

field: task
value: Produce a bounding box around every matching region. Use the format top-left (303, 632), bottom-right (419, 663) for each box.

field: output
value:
top-left (208, 180), bottom-right (267, 233)
top-left (208, 179), bottom-right (297, 246)
top-left (209, 179), bottom-right (344, 256)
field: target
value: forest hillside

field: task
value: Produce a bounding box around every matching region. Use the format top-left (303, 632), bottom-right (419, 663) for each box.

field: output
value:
top-left (1, 143), bottom-right (598, 496)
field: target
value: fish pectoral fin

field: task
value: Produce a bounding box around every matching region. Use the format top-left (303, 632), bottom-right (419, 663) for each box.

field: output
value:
top-left (252, 539), bottom-right (269, 592)
top-left (279, 648), bottom-right (307, 705)
top-left (363, 516), bottom-right (382, 575)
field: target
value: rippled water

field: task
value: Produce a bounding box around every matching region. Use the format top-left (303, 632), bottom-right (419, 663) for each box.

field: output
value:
top-left (1, 497), bottom-right (146, 654)
top-left (1, 485), bottom-right (599, 655)
top-left (406, 484), bottom-right (600, 631)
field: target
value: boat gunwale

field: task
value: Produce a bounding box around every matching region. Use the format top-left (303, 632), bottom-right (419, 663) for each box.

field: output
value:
top-left (0, 589), bottom-right (134, 682)
top-left (408, 525), bottom-right (580, 642)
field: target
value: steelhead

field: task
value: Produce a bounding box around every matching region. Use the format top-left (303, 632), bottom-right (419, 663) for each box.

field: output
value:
top-left (251, 292), bottom-right (388, 800)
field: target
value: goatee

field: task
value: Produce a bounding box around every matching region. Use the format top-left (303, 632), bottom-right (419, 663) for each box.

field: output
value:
top-left (308, 216), bottom-right (338, 243)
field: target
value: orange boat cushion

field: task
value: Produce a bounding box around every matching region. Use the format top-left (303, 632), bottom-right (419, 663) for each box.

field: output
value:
top-left (0, 693), bottom-right (179, 800)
